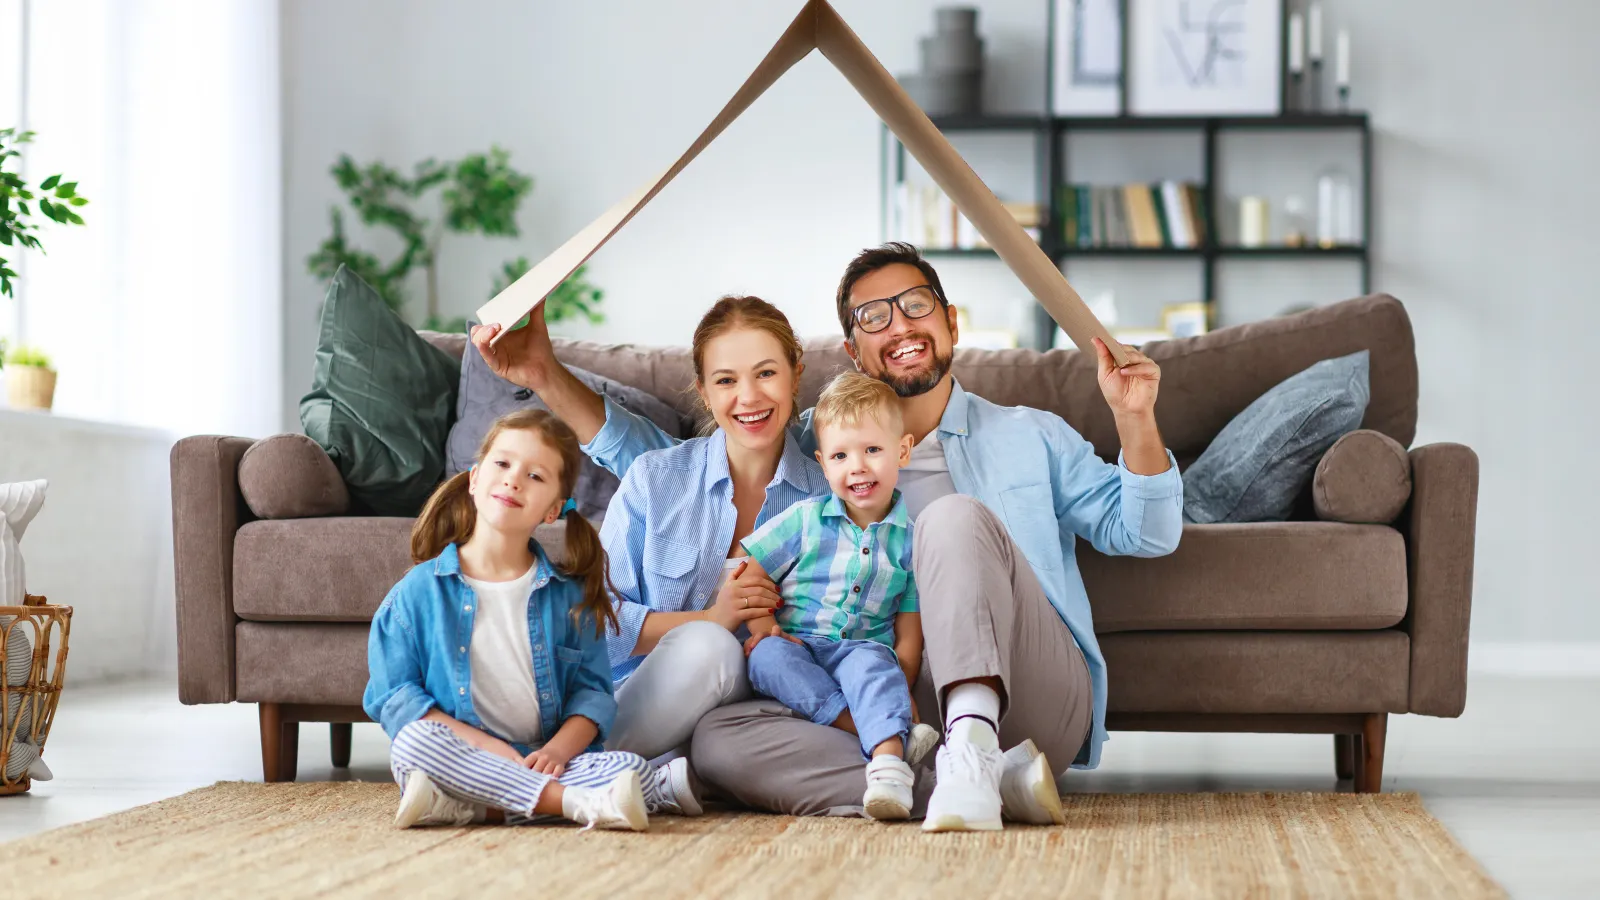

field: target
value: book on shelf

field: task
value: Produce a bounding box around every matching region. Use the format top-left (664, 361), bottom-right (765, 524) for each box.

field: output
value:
top-left (894, 180), bottom-right (1042, 251)
top-left (1058, 181), bottom-right (1209, 250)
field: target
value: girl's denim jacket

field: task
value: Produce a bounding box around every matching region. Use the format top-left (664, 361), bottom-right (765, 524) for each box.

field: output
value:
top-left (363, 541), bottom-right (616, 756)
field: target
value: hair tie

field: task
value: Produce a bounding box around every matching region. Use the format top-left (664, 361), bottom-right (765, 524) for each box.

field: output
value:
top-left (560, 498), bottom-right (578, 517)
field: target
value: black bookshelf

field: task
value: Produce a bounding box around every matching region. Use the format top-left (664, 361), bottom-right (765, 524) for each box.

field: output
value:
top-left (883, 111), bottom-right (1372, 350)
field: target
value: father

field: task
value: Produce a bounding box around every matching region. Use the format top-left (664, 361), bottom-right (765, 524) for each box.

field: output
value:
top-left (475, 242), bottom-right (1182, 829)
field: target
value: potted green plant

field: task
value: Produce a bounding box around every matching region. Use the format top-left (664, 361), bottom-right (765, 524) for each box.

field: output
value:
top-left (1, 127), bottom-right (88, 413)
top-left (2, 343), bottom-right (55, 411)
top-left (1, 128), bottom-right (89, 299)
top-left (307, 147), bottom-right (603, 333)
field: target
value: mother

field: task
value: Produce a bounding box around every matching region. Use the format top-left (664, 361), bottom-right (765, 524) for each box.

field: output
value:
top-left (473, 296), bottom-right (828, 763)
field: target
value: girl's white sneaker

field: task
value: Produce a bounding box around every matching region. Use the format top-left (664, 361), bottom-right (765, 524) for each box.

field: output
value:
top-left (395, 770), bottom-right (481, 829)
top-left (863, 755), bottom-right (915, 821)
top-left (565, 770), bottom-right (650, 832)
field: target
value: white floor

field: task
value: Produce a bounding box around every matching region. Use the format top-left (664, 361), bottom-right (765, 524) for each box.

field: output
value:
top-left (3, 674), bottom-right (1598, 898)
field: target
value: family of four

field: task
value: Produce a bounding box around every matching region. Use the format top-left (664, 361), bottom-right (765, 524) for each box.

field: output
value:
top-left (363, 242), bottom-right (1184, 831)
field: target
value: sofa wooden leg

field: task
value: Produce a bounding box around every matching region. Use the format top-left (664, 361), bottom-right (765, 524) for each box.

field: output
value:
top-left (259, 703), bottom-right (300, 783)
top-left (1356, 713), bottom-right (1387, 793)
top-left (260, 703), bottom-right (283, 782)
top-left (331, 723), bottom-right (352, 768)
top-left (1335, 733), bottom-right (1356, 780)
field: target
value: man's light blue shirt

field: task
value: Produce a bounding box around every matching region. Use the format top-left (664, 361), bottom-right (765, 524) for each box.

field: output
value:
top-left (582, 379), bottom-right (1183, 768)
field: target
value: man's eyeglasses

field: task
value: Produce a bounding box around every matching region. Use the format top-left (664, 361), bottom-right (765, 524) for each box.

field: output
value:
top-left (848, 285), bottom-right (945, 335)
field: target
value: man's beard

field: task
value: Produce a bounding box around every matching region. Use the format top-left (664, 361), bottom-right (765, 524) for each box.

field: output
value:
top-left (874, 344), bottom-right (953, 398)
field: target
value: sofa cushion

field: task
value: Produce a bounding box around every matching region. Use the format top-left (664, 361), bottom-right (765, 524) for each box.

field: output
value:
top-left (233, 517), bottom-right (571, 622)
top-left (234, 517), bottom-right (414, 622)
top-left (1082, 522), bottom-right (1408, 632)
top-left (1101, 630), bottom-right (1410, 714)
top-left (235, 622), bottom-right (370, 706)
top-left (446, 323), bottom-right (685, 520)
top-left (1182, 350), bottom-right (1370, 523)
top-left (1313, 429), bottom-right (1412, 524)
top-left (544, 293), bottom-right (1419, 464)
top-left (238, 434), bottom-right (350, 519)
top-left (299, 266), bottom-right (459, 517)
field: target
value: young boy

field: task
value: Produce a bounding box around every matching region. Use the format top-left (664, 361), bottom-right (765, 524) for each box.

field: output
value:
top-left (739, 372), bottom-right (938, 821)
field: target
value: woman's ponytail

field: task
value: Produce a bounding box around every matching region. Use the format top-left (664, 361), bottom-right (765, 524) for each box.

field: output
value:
top-left (410, 470), bottom-right (476, 564)
top-left (563, 510), bottom-right (620, 639)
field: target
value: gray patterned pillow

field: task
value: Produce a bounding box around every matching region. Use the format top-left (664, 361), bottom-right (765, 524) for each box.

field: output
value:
top-left (446, 326), bottom-right (683, 521)
top-left (1182, 351), bottom-right (1370, 524)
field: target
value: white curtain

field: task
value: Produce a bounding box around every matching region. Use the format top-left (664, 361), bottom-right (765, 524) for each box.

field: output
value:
top-left (17, 0), bottom-right (281, 438)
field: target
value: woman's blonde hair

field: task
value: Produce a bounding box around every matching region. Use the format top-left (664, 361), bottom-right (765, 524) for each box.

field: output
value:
top-left (410, 408), bottom-right (618, 637)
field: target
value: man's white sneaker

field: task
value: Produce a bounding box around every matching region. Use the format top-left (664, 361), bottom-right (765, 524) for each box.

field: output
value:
top-left (565, 770), bottom-right (649, 832)
top-left (863, 756), bottom-right (915, 821)
top-left (394, 770), bottom-right (482, 829)
top-left (999, 739), bottom-right (1065, 825)
top-left (649, 756), bottom-right (704, 816)
top-left (907, 723), bottom-right (940, 766)
top-left (921, 741), bottom-right (1004, 832)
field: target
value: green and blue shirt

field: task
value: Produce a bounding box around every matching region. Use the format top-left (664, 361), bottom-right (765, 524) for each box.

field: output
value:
top-left (740, 491), bottom-right (918, 647)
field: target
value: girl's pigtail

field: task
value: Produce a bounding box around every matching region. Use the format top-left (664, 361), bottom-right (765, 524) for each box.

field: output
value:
top-left (562, 510), bottom-right (621, 639)
top-left (409, 470), bottom-right (476, 565)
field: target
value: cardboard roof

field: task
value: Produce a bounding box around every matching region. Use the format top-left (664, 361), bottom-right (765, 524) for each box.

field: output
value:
top-left (476, 0), bottom-right (1125, 365)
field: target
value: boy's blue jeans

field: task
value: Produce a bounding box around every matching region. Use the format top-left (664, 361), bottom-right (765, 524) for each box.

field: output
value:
top-left (746, 633), bottom-right (911, 759)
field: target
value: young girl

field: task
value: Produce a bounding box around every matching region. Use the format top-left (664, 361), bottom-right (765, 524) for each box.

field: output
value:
top-left (364, 409), bottom-right (699, 830)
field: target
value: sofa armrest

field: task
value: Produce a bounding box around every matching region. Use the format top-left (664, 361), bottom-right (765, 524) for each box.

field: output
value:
top-left (171, 435), bottom-right (257, 704)
top-left (1403, 442), bottom-right (1479, 717)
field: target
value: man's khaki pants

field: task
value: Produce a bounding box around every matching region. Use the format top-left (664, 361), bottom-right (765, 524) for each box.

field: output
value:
top-left (690, 494), bottom-right (1093, 816)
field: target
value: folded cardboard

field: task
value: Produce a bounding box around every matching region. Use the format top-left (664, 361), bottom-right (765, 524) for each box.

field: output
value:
top-left (476, 0), bottom-right (1126, 365)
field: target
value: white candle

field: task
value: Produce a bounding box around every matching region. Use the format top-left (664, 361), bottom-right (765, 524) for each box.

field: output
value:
top-left (1336, 30), bottom-right (1350, 87)
top-left (1309, 3), bottom-right (1323, 61)
top-left (1288, 14), bottom-right (1304, 74)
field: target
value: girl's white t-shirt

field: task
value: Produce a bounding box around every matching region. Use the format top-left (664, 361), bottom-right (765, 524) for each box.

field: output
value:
top-left (461, 564), bottom-right (543, 747)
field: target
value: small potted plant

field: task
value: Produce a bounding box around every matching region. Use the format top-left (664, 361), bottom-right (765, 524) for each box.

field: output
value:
top-left (2, 343), bottom-right (56, 411)
top-left (1, 128), bottom-right (86, 413)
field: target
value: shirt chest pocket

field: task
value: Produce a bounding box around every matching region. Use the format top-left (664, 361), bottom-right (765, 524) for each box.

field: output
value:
top-left (1000, 484), bottom-right (1061, 572)
top-left (643, 531), bottom-right (701, 610)
top-left (552, 645), bottom-right (584, 690)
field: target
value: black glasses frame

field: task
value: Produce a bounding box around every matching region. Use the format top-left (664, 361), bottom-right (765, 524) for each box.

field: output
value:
top-left (848, 284), bottom-right (948, 335)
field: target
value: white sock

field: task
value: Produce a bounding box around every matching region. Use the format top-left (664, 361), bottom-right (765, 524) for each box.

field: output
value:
top-left (944, 682), bottom-right (1001, 752)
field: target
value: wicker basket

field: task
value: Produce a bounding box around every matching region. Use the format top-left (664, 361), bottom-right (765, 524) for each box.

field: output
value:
top-left (0, 595), bottom-right (72, 795)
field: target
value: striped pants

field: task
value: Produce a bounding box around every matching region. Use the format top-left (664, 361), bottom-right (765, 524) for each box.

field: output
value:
top-left (389, 720), bottom-right (669, 820)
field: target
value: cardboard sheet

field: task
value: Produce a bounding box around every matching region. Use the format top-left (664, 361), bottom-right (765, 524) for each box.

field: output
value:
top-left (476, 0), bottom-right (1127, 365)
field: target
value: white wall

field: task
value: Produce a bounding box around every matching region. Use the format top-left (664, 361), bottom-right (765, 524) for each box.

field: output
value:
top-left (280, 0), bottom-right (1600, 645)
top-left (0, 411), bottom-right (175, 683)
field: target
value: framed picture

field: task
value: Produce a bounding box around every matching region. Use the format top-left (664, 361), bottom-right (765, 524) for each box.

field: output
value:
top-left (1127, 0), bottom-right (1283, 116)
top-left (1050, 0), bottom-right (1123, 115)
top-left (1162, 301), bottom-right (1210, 338)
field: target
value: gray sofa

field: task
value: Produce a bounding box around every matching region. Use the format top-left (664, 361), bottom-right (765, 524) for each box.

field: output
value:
top-left (171, 293), bottom-right (1478, 791)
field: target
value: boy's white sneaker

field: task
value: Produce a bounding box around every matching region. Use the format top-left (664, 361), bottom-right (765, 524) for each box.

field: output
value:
top-left (999, 739), bottom-right (1066, 826)
top-left (565, 770), bottom-right (649, 832)
top-left (649, 756), bottom-right (704, 816)
top-left (907, 723), bottom-right (940, 766)
top-left (395, 770), bottom-right (482, 829)
top-left (921, 741), bottom-right (1004, 832)
top-left (863, 756), bottom-right (915, 821)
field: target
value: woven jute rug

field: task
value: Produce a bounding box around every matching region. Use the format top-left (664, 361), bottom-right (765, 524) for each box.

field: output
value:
top-left (4, 782), bottom-right (1503, 898)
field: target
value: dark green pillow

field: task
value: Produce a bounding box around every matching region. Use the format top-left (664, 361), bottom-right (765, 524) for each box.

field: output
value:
top-left (299, 266), bottom-right (459, 517)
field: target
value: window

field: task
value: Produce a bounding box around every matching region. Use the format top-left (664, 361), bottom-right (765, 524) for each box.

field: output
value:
top-left (0, 0), bottom-right (24, 344)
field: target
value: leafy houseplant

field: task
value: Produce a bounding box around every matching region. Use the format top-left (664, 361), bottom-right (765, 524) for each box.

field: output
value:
top-left (0, 128), bottom-right (90, 299)
top-left (307, 147), bottom-right (604, 334)
top-left (3, 343), bottom-right (57, 411)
